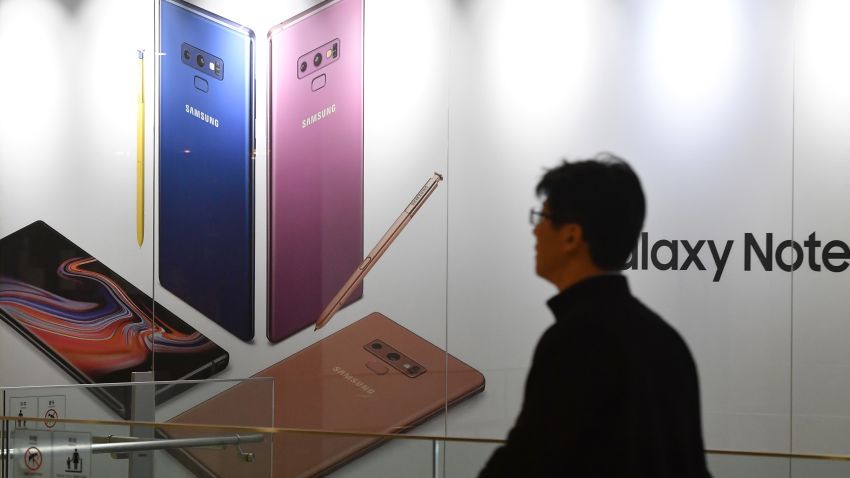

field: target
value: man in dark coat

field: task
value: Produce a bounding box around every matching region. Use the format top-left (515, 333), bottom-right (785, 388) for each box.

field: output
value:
top-left (479, 154), bottom-right (712, 477)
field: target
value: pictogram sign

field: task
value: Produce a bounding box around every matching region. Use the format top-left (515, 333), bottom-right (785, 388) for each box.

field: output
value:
top-left (23, 446), bottom-right (42, 471)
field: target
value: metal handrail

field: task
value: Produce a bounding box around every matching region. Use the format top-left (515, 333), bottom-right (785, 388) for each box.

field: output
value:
top-left (706, 449), bottom-right (850, 462)
top-left (5, 415), bottom-right (850, 463)
top-left (0, 415), bottom-right (506, 444)
top-left (91, 433), bottom-right (263, 455)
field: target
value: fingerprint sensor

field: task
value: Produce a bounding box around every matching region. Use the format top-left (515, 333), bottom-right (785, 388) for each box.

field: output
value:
top-left (365, 361), bottom-right (388, 375)
top-left (194, 76), bottom-right (209, 93)
top-left (311, 74), bottom-right (327, 92)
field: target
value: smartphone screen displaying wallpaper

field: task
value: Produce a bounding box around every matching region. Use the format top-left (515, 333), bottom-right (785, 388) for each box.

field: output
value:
top-left (0, 221), bottom-right (229, 416)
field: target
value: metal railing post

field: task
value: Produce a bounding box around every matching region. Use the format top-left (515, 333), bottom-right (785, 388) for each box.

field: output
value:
top-left (432, 439), bottom-right (445, 478)
top-left (129, 371), bottom-right (155, 478)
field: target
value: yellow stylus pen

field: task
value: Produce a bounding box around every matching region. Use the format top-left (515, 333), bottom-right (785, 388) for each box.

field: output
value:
top-left (136, 49), bottom-right (145, 247)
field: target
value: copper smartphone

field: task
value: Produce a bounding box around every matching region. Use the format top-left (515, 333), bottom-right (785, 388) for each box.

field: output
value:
top-left (164, 313), bottom-right (485, 477)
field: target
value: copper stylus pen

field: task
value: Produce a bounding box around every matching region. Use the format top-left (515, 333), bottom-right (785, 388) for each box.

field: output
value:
top-left (315, 172), bottom-right (444, 330)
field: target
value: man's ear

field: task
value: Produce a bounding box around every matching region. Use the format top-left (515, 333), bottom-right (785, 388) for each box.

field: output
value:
top-left (559, 223), bottom-right (584, 252)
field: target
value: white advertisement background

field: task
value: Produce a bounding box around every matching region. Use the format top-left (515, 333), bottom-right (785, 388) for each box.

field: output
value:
top-left (446, 0), bottom-right (796, 456)
top-left (3, 0), bottom-right (850, 475)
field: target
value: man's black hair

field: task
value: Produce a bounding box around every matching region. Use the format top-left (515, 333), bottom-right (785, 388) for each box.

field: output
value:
top-left (536, 153), bottom-right (645, 270)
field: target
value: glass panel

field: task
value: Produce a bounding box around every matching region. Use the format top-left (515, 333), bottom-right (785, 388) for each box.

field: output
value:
top-left (708, 453), bottom-right (850, 478)
top-left (707, 454), bottom-right (791, 478)
top-left (1, 417), bottom-right (272, 478)
top-left (445, 0), bottom-right (796, 459)
top-left (0, 0), bottom-right (173, 424)
top-left (3, 412), bottom-right (134, 478)
top-left (0, 379), bottom-right (273, 478)
top-left (152, 3), bottom-right (455, 478)
top-left (153, 422), bottom-right (271, 478)
top-left (271, 431), bottom-right (438, 478)
top-left (3, 2), bottom-right (458, 476)
top-left (154, 377), bottom-right (273, 477)
top-left (444, 440), bottom-right (501, 477)
top-left (791, 457), bottom-right (850, 478)
top-left (792, 0), bottom-right (850, 461)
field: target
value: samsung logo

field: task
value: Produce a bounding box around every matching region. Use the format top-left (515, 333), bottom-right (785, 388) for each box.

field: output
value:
top-left (302, 104), bottom-right (336, 128)
top-left (332, 366), bottom-right (375, 395)
top-left (185, 104), bottom-right (220, 128)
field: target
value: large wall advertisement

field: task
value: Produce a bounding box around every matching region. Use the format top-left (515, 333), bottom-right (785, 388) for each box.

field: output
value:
top-left (2, 0), bottom-right (850, 476)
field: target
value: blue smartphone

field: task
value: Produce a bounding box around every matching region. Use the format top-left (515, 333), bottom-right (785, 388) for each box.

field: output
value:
top-left (159, 0), bottom-right (255, 341)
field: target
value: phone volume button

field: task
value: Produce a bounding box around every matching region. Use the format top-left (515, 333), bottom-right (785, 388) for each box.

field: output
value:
top-left (358, 256), bottom-right (372, 271)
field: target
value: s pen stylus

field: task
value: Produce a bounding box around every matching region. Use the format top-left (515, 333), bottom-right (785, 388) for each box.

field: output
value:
top-left (314, 172), bottom-right (444, 331)
top-left (136, 49), bottom-right (145, 247)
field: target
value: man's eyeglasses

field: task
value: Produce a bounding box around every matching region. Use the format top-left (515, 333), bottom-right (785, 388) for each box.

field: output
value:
top-left (529, 208), bottom-right (552, 226)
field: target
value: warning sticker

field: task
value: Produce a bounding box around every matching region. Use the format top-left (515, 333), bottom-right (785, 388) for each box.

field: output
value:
top-left (12, 430), bottom-right (52, 477)
top-left (52, 431), bottom-right (92, 478)
top-left (42, 410), bottom-right (58, 429)
top-left (7, 395), bottom-right (67, 431)
top-left (37, 396), bottom-right (66, 431)
top-left (8, 397), bottom-right (36, 430)
top-left (23, 447), bottom-right (43, 471)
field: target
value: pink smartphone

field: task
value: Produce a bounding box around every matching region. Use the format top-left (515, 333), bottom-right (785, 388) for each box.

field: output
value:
top-left (267, 0), bottom-right (364, 343)
top-left (164, 313), bottom-right (486, 478)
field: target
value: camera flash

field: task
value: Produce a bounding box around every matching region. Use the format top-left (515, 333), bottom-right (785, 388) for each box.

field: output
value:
top-left (209, 62), bottom-right (215, 71)
top-left (403, 363), bottom-right (411, 369)
top-left (326, 49), bottom-right (332, 58)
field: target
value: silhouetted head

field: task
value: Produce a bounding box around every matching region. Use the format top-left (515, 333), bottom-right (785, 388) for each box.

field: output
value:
top-left (532, 153), bottom-right (645, 287)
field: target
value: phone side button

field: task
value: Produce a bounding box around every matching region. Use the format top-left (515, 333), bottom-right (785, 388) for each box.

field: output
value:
top-left (365, 361), bottom-right (388, 375)
top-left (358, 256), bottom-right (372, 271)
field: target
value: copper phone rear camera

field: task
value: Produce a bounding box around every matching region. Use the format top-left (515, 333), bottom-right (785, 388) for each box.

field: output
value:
top-left (364, 339), bottom-right (426, 378)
